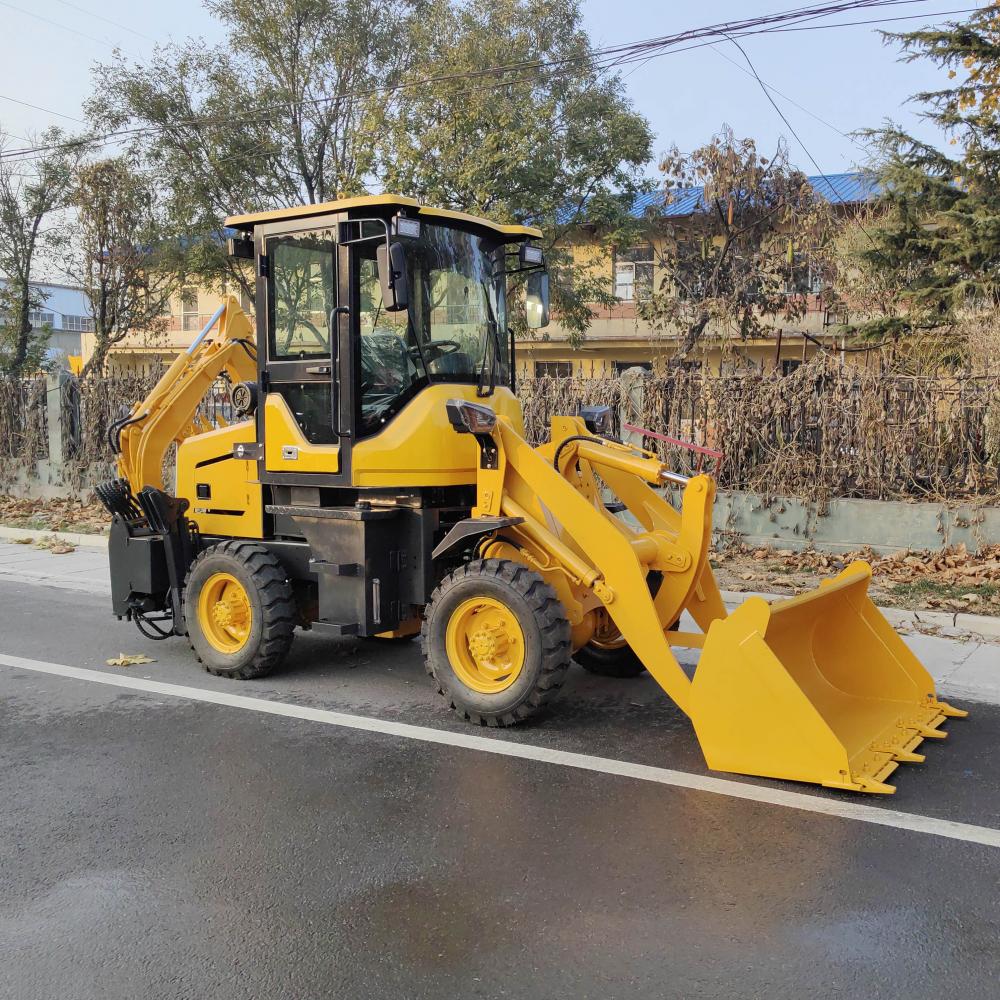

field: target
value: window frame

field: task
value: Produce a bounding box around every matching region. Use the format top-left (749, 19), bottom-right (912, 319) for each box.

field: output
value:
top-left (614, 243), bottom-right (655, 302)
top-left (534, 360), bottom-right (573, 378)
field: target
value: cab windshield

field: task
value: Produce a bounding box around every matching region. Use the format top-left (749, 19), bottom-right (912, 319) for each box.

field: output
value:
top-left (357, 224), bottom-right (508, 435)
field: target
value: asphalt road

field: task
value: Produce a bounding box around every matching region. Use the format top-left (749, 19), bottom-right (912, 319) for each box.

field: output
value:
top-left (2, 576), bottom-right (999, 999)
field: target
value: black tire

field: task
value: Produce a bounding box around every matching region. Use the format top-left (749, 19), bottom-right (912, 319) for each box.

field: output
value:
top-left (574, 640), bottom-right (645, 678)
top-left (421, 559), bottom-right (571, 727)
top-left (575, 619), bottom-right (680, 678)
top-left (184, 540), bottom-right (295, 680)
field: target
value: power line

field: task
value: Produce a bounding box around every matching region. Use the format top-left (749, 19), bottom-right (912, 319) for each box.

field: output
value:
top-left (0, 0), bottom-right (121, 50)
top-left (705, 5), bottom-right (978, 154)
top-left (719, 30), bottom-right (896, 350)
top-left (0, 93), bottom-right (87, 125)
top-left (50, 0), bottom-right (157, 43)
top-left (763, 3), bottom-right (979, 30)
top-left (0, 0), bottom-right (947, 163)
top-left (721, 32), bottom-right (881, 222)
top-left (708, 44), bottom-right (866, 152)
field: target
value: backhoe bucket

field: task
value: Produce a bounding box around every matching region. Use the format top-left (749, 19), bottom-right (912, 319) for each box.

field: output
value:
top-left (690, 561), bottom-right (966, 793)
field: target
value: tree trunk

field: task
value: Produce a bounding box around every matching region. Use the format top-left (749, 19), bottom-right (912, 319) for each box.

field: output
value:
top-left (670, 313), bottom-right (711, 367)
top-left (10, 278), bottom-right (33, 373)
top-left (81, 336), bottom-right (109, 378)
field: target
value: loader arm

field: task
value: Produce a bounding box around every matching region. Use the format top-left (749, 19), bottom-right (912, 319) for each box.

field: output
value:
top-left (470, 413), bottom-right (720, 717)
top-left (116, 296), bottom-right (257, 494)
top-left (453, 402), bottom-right (966, 795)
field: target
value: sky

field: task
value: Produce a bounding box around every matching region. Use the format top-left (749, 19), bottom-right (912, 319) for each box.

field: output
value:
top-left (0, 0), bottom-right (966, 178)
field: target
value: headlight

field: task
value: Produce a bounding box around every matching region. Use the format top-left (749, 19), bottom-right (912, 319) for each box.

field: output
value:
top-left (446, 399), bottom-right (497, 435)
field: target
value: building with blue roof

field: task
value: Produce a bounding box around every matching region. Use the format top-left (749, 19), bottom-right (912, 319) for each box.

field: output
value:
top-left (524, 170), bottom-right (880, 379)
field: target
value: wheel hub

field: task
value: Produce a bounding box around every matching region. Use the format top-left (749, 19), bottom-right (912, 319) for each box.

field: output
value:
top-left (213, 591), bottom-right (249, 630)
top-left (198, 572), bottom-right (253, 654)
top-left (468, 621), bottom-right (511, 665)
top-left (445, 597), bottom-right (526, 694)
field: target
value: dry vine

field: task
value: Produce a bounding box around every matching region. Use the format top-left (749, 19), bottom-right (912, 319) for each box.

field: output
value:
top-left (0, 361), bottom-right (997, 505)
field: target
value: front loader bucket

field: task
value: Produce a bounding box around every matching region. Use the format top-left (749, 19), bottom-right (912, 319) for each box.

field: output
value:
top-left (690, 561), bottom-right (966, 793)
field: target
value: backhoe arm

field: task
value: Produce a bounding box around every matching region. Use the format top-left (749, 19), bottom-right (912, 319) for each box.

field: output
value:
top-left (116, 296), bottom-right (257, 494)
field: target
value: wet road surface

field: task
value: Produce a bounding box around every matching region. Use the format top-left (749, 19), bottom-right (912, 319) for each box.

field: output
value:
top-left (1, 577), bottom-right (999, 998)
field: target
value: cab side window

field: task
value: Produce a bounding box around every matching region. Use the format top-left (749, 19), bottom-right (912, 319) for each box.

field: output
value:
top-left (269, 236), bottom-right (336, 359)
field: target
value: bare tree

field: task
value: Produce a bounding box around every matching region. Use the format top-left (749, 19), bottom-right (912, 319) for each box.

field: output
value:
top-left (0, 128), bottom-right (85, 372)
top-left (639, 128), bottom-right (834, 363)
top-left (69, 158), bottom-right (183, 376)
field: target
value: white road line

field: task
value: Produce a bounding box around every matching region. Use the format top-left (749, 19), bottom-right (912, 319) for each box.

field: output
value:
top-left (1, 651), bottom-right (996, 850)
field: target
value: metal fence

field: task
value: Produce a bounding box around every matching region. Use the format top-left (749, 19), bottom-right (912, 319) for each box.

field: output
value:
top-left (519, 363), bottom-right (1000, 503)
top-left (1, 362), bottom-right (998, 504)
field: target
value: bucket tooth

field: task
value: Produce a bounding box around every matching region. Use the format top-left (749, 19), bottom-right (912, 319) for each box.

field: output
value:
top-left (917, 725), bottom-right (948, 739)
top-left (892, 750), bottom-right (926, 764)
top-left (824, 756), bottom-right (899, 794)
top-left (857, 777), bottom-right (898, 795)
top-left (938, 701), bottom-right (969, 719)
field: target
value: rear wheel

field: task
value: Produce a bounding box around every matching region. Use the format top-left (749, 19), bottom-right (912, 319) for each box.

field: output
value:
top-left (575, 616), bottom-right (679, 678)
top-left (421, 559), bottom-right (571, 727)
top-left (184, 540), bottom-right (295, 679)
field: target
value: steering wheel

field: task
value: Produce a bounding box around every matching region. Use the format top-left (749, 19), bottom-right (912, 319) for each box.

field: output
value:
top-left (410, 339), bottom-right (463, 360)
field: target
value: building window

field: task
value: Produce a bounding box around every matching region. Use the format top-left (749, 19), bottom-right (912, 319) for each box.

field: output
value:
top-left (614, 244), bottom-right (655, 301)
top-left (781, 359), bottom-right (803, 376)
top-left (28, 310), bottom-right (54, 327)
top-left (181, 287), bottom-right (200, 331)
top-left (534, 361), bottom-right (573, 378)
top-left (785, 253), bottom-right (825, 295)
top-left (62, 314), bottom-right (94, 332)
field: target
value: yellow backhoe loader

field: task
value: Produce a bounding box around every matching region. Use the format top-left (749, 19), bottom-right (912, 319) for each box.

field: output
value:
top-left (97, 194), bottom-right (965, 795)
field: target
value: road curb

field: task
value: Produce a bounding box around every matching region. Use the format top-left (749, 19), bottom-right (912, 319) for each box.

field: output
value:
top-left (0, 525), bottom-right (108, 549)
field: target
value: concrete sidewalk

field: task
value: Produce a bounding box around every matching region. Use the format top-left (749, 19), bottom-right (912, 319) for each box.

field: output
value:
top-left (0, 541), bottom-right (110, 595)
top-left (1, 539), bottom-right (996, 705)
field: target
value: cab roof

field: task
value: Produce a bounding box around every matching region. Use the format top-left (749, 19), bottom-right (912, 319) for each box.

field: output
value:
top-left (225, 193), bottom-right (543, 240)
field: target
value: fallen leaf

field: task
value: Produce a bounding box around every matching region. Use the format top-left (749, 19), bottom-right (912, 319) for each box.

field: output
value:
top-left (49, 543), bottom-right (75, 555)
top-left (12, 537), bottom-right (32, 545)
top-left (106, 653), bottom-right (156, 667)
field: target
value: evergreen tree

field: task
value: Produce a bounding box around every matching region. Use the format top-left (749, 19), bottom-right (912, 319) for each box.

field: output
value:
top-left (853, 4), bottom-right (1000, 337)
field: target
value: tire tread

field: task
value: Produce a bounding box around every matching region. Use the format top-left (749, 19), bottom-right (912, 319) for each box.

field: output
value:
top-left (420, 558), bottom-right (571, 727)
top-left (183, 540), bottom-right (294, 680)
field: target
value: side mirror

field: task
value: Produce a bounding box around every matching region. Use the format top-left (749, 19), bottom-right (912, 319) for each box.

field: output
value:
top-left (377, 240), bottom-right (409, 312)
top-left (525, 271), bottom-right (550, 329)
top-left (226, 235), bottom-right (254, 260)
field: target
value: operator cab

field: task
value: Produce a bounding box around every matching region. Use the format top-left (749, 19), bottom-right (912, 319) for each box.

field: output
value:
top-left (225, 195), bottom-right (548, 487)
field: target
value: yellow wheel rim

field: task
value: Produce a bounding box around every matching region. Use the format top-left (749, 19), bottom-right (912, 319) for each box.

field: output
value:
top-left (197, 571), bottom-right (253, 654)
top-left (445, 596), bottom-right (526, 694)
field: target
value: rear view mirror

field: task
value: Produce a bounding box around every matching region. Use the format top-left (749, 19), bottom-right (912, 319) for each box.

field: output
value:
top-left (377, 241), bottom-right (409, 312)
top-left (525, 271), bottom-right (549, 329)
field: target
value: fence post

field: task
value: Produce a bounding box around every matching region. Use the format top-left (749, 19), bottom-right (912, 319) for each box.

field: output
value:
top-left (619, 367), bottom-right (647, 449)
top-left (45, 371), bottom-right (67, 480)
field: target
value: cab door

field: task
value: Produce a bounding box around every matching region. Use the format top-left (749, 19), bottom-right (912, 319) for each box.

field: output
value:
top-left (262, 227), bottom-right (344, 477)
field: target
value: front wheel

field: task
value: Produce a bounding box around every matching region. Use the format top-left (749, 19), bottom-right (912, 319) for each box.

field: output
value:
top-left (421, 559), bottom-right (572, 727)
